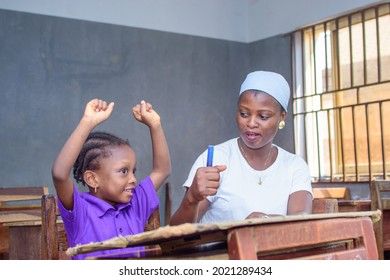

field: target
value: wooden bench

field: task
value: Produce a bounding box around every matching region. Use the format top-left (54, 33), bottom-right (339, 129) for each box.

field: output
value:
top-left (312, 185), bottom-right (370, 213)
top-left (370, 180), bottom-right (390, 259)
top-left (0, 186), bottom-right (48, 209)
top-left (0, 186), bottom-right (48, 259)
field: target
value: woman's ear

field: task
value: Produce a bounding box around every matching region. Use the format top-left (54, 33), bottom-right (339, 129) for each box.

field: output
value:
top-left (280, 110), bottom-right (287, 122)
top-left (84, 170), bottom-right (99, 188)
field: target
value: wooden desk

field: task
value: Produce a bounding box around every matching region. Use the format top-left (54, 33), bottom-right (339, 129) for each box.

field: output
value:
top-left (67, 211), bottom-right (380, 260)
top-left (3, 219), bottom-right (67, 260)
top-left (338, 199), bottom-right (371, 212)
top-left (0, 210), bottom-right (41, 258)
top-left (0, 186), bottom-right (47, 258)
top-left (4, 220), bottom-right (42, 260)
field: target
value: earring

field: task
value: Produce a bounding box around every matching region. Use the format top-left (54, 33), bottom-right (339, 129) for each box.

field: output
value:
top-left (94, 187), bottom-right (98, 193)
top-left (279, 120), bottom-right (285, 129)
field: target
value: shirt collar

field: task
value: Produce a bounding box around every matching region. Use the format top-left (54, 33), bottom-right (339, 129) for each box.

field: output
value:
top-left (80, 192), bottom-right (131, 217)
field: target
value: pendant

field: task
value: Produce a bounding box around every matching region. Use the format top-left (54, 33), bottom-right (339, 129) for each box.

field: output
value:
top-left (258, 178), bottom-right (262, 185)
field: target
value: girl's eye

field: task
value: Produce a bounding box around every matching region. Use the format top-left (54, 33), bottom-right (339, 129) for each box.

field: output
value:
top-left (120, 168), bottom-right (128, 174)
top-left (240, 112), bottom-right (249, 118)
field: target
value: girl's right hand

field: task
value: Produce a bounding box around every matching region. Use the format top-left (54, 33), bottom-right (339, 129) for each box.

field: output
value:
top-left (83, 99), bottom-right (115, 125)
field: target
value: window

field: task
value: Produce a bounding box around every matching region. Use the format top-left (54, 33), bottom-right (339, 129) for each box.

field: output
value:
top-left (292, 3), bottom-right (390, 182)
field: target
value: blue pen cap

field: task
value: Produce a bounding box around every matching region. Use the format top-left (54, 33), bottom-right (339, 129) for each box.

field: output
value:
top-left (206, 145), bottom-right (214, 167)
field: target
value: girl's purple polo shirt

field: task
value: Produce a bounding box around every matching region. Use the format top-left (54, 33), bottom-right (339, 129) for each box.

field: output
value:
top-left (58, 176), bottom-right (159, 260)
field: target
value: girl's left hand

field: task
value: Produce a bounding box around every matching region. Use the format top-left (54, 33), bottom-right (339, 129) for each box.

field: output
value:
top-left (84, 99), bottom-right (115, 126)
top-left (132, 100), bottom-right (161, 127)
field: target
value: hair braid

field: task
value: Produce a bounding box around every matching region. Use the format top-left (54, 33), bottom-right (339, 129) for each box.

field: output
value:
top-left (73, 131), bottom-right (130, 186)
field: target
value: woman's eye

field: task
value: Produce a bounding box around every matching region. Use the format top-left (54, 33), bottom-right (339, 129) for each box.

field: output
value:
top-left (240, 112), bottom-right (248, 117)
top-left (260, 115), bottom-right (270, 120)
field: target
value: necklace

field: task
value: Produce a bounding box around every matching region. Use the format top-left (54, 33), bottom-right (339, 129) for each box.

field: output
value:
top-left (238, 139), bottom-right (273, 185)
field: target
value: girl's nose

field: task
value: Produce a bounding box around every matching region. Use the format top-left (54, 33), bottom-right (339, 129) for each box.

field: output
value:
top-left (129, 174), bottom-right (137, 185)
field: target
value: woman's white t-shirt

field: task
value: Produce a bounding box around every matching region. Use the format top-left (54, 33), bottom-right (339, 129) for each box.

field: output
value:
top-left (183, 138), bottom-right (313, 223)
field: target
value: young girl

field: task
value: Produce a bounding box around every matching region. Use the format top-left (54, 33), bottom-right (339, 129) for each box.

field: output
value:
top-left (52, 98), bottom-right (171, 259)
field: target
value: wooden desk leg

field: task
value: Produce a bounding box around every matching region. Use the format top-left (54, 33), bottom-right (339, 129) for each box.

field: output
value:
top-left (9, 225), bottom-right (41, 260)
top-left (0, 226), bottom-right (9, 259)
top-left (361, 218), bottom-right (379, 260)
top-left (228, 227), bottom-right (257, 260)
top-left (373, 217), bottom-right (384, 260)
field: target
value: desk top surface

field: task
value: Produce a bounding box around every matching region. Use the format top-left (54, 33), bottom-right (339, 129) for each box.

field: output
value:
top-left (67, 210), bottom-right (381, 258)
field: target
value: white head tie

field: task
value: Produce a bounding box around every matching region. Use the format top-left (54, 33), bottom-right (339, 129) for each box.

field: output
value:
top-left (239, 71), bottom-right (290, 112)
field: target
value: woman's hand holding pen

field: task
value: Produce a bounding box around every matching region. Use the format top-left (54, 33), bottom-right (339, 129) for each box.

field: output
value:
top-left (188, 165), bottom-right (227, 202)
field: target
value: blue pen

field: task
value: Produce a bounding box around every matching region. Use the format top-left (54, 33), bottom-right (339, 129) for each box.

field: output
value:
top-left (206, 145), bottom-right (214, 167)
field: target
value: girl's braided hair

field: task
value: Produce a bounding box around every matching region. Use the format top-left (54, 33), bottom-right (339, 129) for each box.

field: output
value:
top-left (73, 131), bottom-right (130, 186)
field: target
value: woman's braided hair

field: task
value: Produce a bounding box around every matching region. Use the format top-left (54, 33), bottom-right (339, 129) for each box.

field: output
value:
top-left (73, 131), bottom-right (130, 186)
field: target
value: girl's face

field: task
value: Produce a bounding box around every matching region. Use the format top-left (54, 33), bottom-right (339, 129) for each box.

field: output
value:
top-left (236, 91), bottom-right (286, 150)
top-left (93, 145), bottom-right (137, 205)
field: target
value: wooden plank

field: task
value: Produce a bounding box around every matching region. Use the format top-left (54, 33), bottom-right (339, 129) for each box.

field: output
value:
top-left (338, 200), bottom-right (371, 212)
top-left (313, 187), bottom-right (351, 200)
top-left (0, 210), bottom-right (41, 224)
top-left (0, 187), bottom-right (48, 203)
top-left (8, 224), bottom-right (41, 260)
top-left (312, 199), bottom-right (338, 214)
top-left (227, 217), bottom-right (378, 260)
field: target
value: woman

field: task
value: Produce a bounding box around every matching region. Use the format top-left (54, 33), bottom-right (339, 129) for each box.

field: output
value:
top-left (170, 71), bottom-right (312, 225)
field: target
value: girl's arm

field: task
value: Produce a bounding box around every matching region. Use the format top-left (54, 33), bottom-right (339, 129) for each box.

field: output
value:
top-left (132, 100), bottom-right (171, 190)
top-left (51, 99), bottom-right (114, 210)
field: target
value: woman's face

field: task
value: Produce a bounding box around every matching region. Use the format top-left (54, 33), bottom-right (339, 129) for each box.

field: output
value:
top-left (236, 91), bottom-right (286, 150)
top-left (93, 145), bottom-right (137, 205)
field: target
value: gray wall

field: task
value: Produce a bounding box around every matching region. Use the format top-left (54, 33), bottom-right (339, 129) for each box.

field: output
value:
top-left (0, 9), bottom-right (293, 221)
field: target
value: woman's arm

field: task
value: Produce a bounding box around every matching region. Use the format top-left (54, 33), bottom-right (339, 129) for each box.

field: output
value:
top-left (170, 165), bottom-right (226, 225)
top-left (287, 190), bottom-right (313, 215)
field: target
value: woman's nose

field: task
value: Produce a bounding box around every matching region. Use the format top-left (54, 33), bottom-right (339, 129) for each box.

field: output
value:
top-left (247, 117), bottom-right (259, 128)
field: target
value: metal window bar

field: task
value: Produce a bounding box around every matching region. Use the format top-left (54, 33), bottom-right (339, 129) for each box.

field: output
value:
top-left (348, 14), bottom-right (354, 88)
top-left (364, 103), bottom-right (372, 181)
top-left (293, 3), bottom-right (390, 182)
top-left (296, 97), bottom-right (389, 182)
top-left (352, 105), bottom-right (358, 181)
top-left (338, 106), bottom-right (346, 181)
top-left (375, 6), bottom-right (382, 82)
top-left (326, 110), bottom-right (333, 180)
top-left (362, 11), bottom-right (367, 85)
